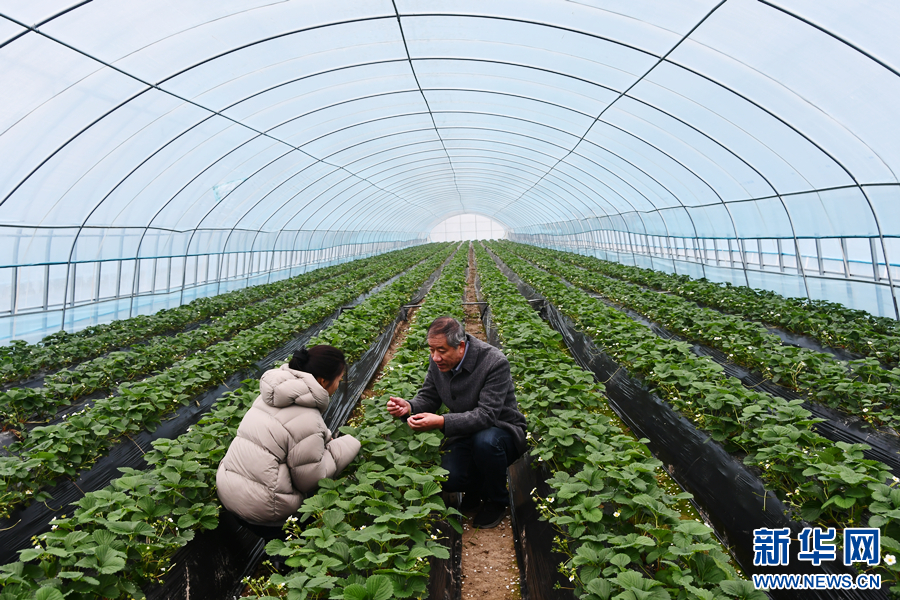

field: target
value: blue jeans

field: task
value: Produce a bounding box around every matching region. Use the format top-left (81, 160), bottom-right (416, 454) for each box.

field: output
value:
top-left (441, 427), bottom-right (519, 506)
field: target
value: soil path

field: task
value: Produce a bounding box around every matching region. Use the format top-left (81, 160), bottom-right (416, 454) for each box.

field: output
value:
top-left (460, 243), bottom-right (521, 599)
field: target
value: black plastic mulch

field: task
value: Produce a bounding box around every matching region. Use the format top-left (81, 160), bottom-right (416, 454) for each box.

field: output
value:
top-left (152, 248), bottom-right (463, 600)
top-left (474, 259), bottom-right (573, 600)
top-left (488, 249), bottom-right (885, 600)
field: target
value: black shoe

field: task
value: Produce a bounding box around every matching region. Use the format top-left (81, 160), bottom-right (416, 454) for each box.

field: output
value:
top-left (460, 494), bottom-right (482, 514)
top-left (473, 502), bottom-right (507, 529)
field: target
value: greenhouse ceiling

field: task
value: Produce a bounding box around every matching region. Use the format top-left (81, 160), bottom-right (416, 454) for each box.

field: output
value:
top-left (1, 0), bottom-right (899, 342)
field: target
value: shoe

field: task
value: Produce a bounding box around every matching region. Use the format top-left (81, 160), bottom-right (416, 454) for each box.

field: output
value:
top-left (473, 502), bottom-right (507, 529)
top-left (459, 493), bottom-right (482, 514)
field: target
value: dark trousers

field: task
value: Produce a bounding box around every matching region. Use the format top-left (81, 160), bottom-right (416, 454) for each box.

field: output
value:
top-left (441, 426), bottom-right (520, 506)
top-left (224, 509), bottom-right (287, 543)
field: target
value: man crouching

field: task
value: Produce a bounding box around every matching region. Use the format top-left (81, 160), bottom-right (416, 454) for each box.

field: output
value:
top-left (386, 316), bottom-right (526, 528)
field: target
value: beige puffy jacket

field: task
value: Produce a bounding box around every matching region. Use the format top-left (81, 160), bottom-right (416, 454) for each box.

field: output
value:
top-left (216, 364), bottom-right (361, 526)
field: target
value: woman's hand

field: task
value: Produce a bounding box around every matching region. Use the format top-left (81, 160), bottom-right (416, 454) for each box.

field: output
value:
top-left (386, 396), bottom-right (411, 417)
top-left (407, 413), bottom-right (444, 432)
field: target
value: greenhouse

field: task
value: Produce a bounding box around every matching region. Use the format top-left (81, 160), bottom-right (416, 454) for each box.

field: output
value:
top-left (0, 1), bottom-right (898, 599)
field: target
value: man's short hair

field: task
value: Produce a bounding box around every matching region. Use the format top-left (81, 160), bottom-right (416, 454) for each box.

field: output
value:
top-left (427, 317), bottom-right (466, 347)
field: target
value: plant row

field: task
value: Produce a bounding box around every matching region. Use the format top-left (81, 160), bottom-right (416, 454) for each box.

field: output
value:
top-left (485, 243), bottom-right (900, 591)
top-left (473, 243), bottom-right (761, 600)
top-left (0, 246), bottom-right (454, 520)
top-left (503, 243), bottom-right (900, 430)
top-left (0, 245), bottom-right (459, 600)
top-left (0, 376), bottom-right (262, 599)
top-left (501, 241), bottom-right (900, 366)
top-left (243, 245), bottom-right (472, 600)
top-left (0, 253), bottom-right (386, 386)
top-left (0, 253), bottom-right (415, 432)
top-left (493, 246), bottom-right (890, 527)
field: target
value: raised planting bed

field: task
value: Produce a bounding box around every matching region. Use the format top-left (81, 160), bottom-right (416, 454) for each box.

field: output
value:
top-left (503, 242), bottom-right (900, 434)
top-left (487, 242), bottom-right (899, 597)
top-left (238, 244), bottom-right (471, 599)
top-left (474, 243), bottom-right (763, 600)
top-left (501, 241), bottom-right (900, 367)
top-left (0, 246), bottom-right (460, 599)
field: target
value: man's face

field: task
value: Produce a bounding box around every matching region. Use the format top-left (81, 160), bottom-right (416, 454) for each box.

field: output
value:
top-left (427, 334), bottom-right (466, 372)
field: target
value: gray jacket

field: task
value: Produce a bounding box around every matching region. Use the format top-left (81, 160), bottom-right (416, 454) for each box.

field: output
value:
top-left (216, 365), bottom-right (360, 526)
top-left (409, 334), bottom-right (527, 455)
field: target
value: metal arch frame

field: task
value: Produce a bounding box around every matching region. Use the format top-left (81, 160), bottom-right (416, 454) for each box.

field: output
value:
top-left (617, 93), bottom-right (808, 287)
top-left (223, 145), bottom-right (445, 276)
top-left (157, 126), bottom-right (439, 302)
top-left (130, 135), bottom-right (286, 315)
top-left (189, 107), bottom-right (596, 241)
top-left (487, 0), bottom-right (730, 281)
top-left (752, 0), bottom-right (900, 316)
top-left (51, 84), bottom-right (648, 318)
top-left (3, 5), bottom-right (899, 319)
top-left (656, 65), bottom-right (897, 315)
top-left (64, 98), bottom-right (706, 314)
top-left (340, 140), bottom-right (559, 176)
top-left (592, 115), bottom-right (743, 283)
top-left (0, 12), bottom-right (451, 319)
top-left (0, 42), bottom-right (785, 238)
top-left (334, 136), bottom-right (648, 229)
top-left (2, 6), bottom-right (887, 221)
top-left (390, 0), bottom-right (464, 212)
top-left (0, 7), bottom-right (663, 219)
top-left (54, 110), bottom-right (225, 324)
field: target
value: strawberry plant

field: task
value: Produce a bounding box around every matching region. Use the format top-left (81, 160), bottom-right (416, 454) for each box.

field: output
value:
top-left (243, 244), bottom-right (471, 599)
top-left (0, 246), bottom-right (454, 520)
top-left (501, 241), bottom-right (900, 366)
top-left (503, 243), bottom-right (900, 430)
top-left (473, 243), bottom-right (760, 600)
top-left (486, 242), bottom-right (900, 591)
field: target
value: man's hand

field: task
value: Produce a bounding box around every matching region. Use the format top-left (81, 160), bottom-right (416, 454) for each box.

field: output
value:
top-left (407, 413), bottom-right (444, 432)
top-left (386, 396), bottom-right (411, 417)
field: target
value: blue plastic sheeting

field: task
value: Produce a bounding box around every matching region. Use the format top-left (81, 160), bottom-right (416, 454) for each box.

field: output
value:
top-left (0, 0), bottom-right (899, 336)
top-left (0, 251), bottom-right (388, 344)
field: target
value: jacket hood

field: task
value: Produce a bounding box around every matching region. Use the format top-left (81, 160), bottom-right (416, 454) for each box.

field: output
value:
top-left (259, 364), bottom-right (330, 412)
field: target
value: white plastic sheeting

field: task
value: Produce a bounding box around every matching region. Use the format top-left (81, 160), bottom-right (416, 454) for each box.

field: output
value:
top-left (0, 0), bottom-right (898, 341)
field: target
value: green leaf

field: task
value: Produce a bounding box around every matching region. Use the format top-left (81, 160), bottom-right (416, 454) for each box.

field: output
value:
top-left (675, 521), bottom-right (713, 536)
top-left (365, 574), bottom-right (393, 600)
top-left (610, 553), bottom-right (631, 568)
top-left (18, 549), bottom-right (42, 562)
top-left (719, 579), bottom-right (767, 599)
top-left (324, 509), bottom-right (345, 529)
top-left (34, 589), bottom-right (65, 600)
top-left (93, 545), bottom-right (126, 575)
top-left (343, 583), bottom-right (368, 600)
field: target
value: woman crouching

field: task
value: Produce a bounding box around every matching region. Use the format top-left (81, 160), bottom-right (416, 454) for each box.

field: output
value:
top-left (216, 345), bottom-right (361, 540)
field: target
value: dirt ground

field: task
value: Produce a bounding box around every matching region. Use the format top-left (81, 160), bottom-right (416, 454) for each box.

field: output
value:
top-left (460, 244), bottom-right (522, 600)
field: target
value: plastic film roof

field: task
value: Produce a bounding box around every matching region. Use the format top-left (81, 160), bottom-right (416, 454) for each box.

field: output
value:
top-left (0, 0), bottom-right (898, 267)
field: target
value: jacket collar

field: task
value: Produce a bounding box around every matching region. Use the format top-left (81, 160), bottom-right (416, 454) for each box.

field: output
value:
top-left (278, 364), bottom-right (330, 412)
top-left (455, 333), bottom-right (480, 374)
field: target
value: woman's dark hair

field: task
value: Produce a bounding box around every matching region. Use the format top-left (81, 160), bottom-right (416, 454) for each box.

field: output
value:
top-left (289, 345), bottom-right (346, 383)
